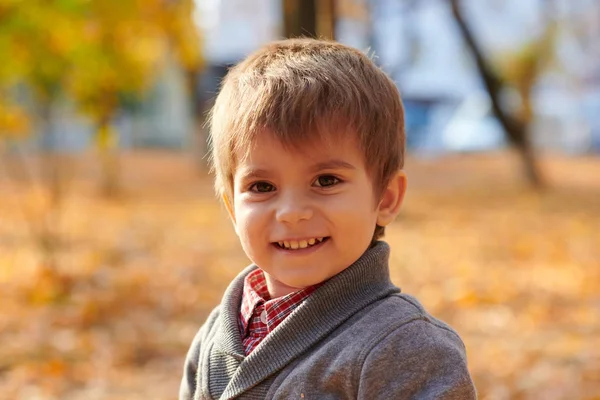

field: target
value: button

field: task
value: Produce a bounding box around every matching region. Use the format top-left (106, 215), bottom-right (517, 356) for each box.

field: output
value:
top-left (260, 310), bottom-right (267, 324)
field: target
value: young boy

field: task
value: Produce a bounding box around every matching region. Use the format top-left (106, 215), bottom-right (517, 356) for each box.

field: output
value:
top-left (180, 38), bottom-right (476, 400)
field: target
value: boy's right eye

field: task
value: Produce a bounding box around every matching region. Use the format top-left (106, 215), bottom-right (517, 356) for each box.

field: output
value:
top-left (250, 181), bottom-right (275, 193)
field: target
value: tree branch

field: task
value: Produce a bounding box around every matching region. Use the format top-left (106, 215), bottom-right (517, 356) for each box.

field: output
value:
top-left (449, 0), bottom-right (544, 187)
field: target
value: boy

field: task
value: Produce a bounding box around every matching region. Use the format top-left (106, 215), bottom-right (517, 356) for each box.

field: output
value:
top-left (180, 38), bottom-right (476, 399)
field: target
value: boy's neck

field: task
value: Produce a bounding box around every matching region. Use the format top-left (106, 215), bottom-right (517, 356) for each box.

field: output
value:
top-left (263, 271), bottom-right (305, 299)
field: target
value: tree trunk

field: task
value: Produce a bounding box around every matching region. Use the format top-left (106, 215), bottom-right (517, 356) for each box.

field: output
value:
top-left (185, 67), bottom-right (211, 171)
top-left (316, 0), bottom-right (336, 39)
top-left (37, 99), bottom-right (64, 272)
top-left (449, 0), bottom-right (545, 188)
top-left (96, 118), bottom-right (120, 197)
top-left (283, 0), bottom-right (335, 39)
top-left (39, 100), bottom-right (65, 205)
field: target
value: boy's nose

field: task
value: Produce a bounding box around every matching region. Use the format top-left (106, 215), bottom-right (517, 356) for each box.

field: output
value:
top-left (275, 196), bottom-right (313, 224)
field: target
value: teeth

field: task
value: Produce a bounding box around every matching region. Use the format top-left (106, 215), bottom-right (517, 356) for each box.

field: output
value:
top-left (278, 237), bottom-right (326, 250)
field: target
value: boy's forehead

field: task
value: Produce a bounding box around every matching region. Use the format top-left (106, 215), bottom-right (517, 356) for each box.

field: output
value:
top-left (238, 128), bottom-right (359, 163)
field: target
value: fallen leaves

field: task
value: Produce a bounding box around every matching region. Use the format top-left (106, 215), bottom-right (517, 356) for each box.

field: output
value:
top-left (0, 150), bottom-right (599, 399)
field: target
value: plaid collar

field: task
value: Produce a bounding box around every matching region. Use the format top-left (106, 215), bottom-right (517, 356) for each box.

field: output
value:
top-left (239, 268), bottom-right (319, 354)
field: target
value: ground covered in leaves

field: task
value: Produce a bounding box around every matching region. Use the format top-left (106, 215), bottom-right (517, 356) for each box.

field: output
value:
top-left (0, 150), bottom-right (599, 399)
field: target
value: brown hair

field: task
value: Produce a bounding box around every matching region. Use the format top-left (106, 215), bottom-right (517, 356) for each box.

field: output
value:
top-left (209, 38), bottom-right (405, 241)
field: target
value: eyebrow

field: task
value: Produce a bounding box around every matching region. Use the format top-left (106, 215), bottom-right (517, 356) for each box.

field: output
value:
top-left (237, 159), bottom-right (356, 181)
top-left (238, 168), bottom-right (271, 181)
top-left (310, 159), bottom-right (357, 173)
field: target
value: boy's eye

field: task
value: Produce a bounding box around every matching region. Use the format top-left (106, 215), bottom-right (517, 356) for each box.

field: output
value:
top-left (250, 181), bottom-right (275, 193)
top-left (314, 175), bottom-right (340, 187)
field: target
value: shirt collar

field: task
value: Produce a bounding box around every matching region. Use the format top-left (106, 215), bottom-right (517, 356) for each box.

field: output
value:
top-left (239, 269), bottom-right (320, 335)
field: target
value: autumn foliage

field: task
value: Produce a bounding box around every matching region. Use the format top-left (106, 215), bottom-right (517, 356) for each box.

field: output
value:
top-left (0, 0), bottom-right (201, 146)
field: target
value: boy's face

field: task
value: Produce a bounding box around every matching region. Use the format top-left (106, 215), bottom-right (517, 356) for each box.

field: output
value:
top-left (226, 131), bottom-right (406, 298)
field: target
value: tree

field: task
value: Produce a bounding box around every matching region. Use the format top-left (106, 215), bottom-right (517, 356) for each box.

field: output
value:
top-left (0, 0), bottom-right (90, 203)
top-left (0, 0), bottom-right (89, 277)
top-left (69, 0), bottom-right (202, 196)
top-left (0, 0), bottom-right (202, 296)
top-left (0, 0), bottom-right (202, 195)
top-left (449, 0), bottom-right (548, 188)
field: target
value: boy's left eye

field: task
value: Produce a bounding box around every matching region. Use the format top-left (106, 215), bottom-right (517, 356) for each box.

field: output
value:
top-left (313, 175), bottom-right (340, 187)
top-left (250, 181), bottom-right (275, 193)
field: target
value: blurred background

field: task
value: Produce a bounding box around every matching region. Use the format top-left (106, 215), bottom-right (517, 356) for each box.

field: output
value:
top-left (0, 0), bottom-right (599, 399)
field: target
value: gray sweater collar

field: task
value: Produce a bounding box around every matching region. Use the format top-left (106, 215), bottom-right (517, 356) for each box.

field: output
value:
top-left (210, 241), bottom-right (399, 399)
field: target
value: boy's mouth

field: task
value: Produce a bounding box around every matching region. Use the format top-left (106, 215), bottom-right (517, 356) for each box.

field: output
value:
top-left (273, 237), bottom-right (330, 250)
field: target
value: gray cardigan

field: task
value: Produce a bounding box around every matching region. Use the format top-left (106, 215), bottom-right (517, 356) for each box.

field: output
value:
top-left (180, 242), bottom-right (477, 399)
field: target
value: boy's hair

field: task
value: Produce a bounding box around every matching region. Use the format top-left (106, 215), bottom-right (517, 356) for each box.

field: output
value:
top-left (209, 38), bottom-right (405, 241)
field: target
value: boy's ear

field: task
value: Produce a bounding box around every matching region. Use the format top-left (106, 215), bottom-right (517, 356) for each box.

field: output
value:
top-left (377, 171), bottom-right (407, 227)
top-left (222, 194), bottom-right (238, 233)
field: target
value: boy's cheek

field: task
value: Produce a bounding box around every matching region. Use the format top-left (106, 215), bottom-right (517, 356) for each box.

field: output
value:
top-left (232, 213), bottom-right (254, 240)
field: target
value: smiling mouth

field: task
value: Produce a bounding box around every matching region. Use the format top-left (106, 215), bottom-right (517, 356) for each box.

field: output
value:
top-left (273, 237), bottom-right (330, 250)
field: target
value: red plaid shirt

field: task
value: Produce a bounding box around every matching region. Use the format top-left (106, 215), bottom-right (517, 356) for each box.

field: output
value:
top-left (239, 269), bottom-right (319, 355)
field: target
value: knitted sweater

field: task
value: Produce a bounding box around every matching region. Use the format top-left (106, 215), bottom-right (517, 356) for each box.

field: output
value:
top-left (180, 242), bottom-right (477, 399)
